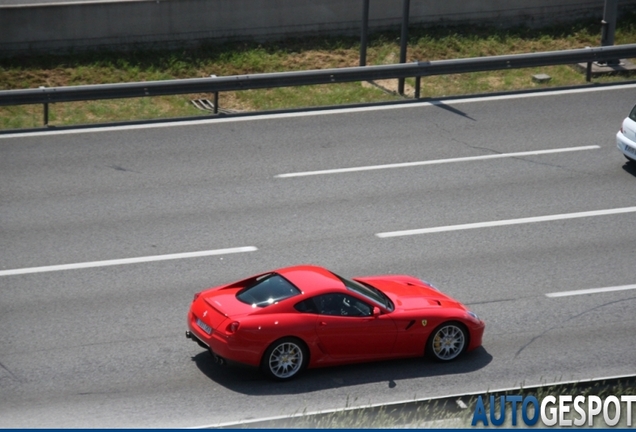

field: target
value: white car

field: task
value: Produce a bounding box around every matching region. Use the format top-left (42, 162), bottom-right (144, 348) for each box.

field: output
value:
top-left (617, 105), bottom-right (636, 162)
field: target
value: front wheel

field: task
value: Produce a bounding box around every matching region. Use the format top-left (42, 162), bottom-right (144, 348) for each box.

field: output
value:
top-left (261, 337), bottom-right (308, 381)
top-left (426, 322), bottom-right (467, 362)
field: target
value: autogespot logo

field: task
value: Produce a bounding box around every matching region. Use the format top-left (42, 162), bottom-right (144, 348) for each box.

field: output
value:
top-left (471, 394), bottom-right (636, 427)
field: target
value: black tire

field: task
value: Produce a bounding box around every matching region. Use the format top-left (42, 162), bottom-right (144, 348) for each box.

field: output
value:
top-left (261, 337), bottom-right (308, 381)
top-left (426, 322), bottom-right (468, 362)
top-left (625, 155), bottom-right (636, 163)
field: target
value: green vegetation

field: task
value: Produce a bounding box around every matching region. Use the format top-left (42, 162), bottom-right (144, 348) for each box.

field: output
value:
top-left (1, 12), bottom-right (636, 129)
top-left (222, 378), bottom-right (636, 428)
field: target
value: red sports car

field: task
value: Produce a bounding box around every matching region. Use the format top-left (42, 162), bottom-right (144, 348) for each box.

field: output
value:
top-left (186, 265), bottom-right (485, 381)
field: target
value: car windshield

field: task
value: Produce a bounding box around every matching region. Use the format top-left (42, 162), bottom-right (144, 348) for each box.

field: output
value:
top-left (332, 272), bottom-right (394, 311)
top-left (236, 273), bottom-right (301, 307)
top-left (630, 105), bottom-right (636, 122)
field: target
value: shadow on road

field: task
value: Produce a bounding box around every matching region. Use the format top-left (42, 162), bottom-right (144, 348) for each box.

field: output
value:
top-left (191, 346), bottom-right (492, 395)
top-left (429, 101), bottom-right (476, 121)
top-left (622, 159), bottom-right (636, 177)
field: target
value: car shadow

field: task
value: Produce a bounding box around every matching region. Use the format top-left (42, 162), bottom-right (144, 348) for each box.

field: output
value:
top-left (622, 160), bottom-right (636, 177)
top-left (191, 346), bottom-right (492, 395)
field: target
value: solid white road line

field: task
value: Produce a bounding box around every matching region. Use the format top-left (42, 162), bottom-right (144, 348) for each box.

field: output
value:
top-left (275, 145), bottom-right (600, 178)
top-left (2, 83), bottom-right (636, 139)
top-left (546, 284), bottom-right (636, 298)
top-left (376, 206), bottom-right (636, 238)
top-left (0, 246), bottom-right (258, 277)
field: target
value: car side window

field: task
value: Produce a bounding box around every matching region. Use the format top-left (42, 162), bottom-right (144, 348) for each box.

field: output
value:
top-left (314, 293), bottom-right (372, 317)
top-left (294, 298), bottom-right (319, 313)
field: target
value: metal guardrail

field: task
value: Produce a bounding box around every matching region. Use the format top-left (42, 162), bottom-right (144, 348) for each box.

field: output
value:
top-left (1, 44), bottom-right (635, 124)
top-left (208, 374), bottom-right (636, 428)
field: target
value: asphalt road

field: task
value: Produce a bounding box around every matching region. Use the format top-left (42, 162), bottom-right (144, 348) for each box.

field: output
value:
top-left (0, 0), bottom-right (136, 5)
top-left (1, 85), bottom-right (636, 427)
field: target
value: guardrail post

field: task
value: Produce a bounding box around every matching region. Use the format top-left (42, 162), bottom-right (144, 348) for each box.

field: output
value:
top-left (39, 86), bottom-right (49, 126)
top-left (415, 76), bottom-right (421, 99)
top-left (584, 46), bottom-right (592, 82)
top-left (360, 0), bottom-right (370, 67)
top-left (601, 0), bottom-right (619, 65)
top-left (398, 0), bottom-right (410, 95)
top-left (210, 75), bottom-right (219, 114)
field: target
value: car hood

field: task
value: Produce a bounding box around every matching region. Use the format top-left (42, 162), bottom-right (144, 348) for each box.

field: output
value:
top-left (356, 275), bottom-right (465, 311)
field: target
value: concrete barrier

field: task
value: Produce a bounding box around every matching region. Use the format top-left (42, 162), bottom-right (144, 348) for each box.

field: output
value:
top-left (0, 0), bottom-right (633, 57)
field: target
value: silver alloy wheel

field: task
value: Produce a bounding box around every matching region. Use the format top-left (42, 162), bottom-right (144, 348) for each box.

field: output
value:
top-left (431, 324), bottom-right (465, 361)
top-left (268, 341), bottom-right (304, 379)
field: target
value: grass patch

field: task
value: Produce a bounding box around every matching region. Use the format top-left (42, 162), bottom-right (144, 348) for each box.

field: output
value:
top-left (1, 12), bottom-right (636, 129)
top-left (215, 377), bottom-right (636, 428)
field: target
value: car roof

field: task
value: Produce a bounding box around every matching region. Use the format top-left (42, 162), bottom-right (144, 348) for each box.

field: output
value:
top-left (275, 265), bottom-right (345, 295)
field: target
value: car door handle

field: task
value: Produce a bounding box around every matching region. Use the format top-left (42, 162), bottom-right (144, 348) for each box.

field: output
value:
top-left (319, 321), bottom-right (327, 326)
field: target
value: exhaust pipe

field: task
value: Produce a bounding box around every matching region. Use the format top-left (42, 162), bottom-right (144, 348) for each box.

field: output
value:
top-left (186, 331), bottom-right (209, 349)
top-left (210, 351), bottom-right (226, 366)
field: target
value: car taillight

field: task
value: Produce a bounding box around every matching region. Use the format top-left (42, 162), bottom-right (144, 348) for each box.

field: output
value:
top-left (192, 292), bottom-right (201, 302)
top-left (227, 321), bottom-right (240, 334)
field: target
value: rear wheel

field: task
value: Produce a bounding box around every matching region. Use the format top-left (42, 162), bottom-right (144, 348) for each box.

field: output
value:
top-left (261, 337), bottom-right (308, 381)
top-left (426, 322), bottom-right (467, 362)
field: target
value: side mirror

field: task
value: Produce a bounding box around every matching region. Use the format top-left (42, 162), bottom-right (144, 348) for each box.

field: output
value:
top-left (372, 306), bottom-right (381, 317)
